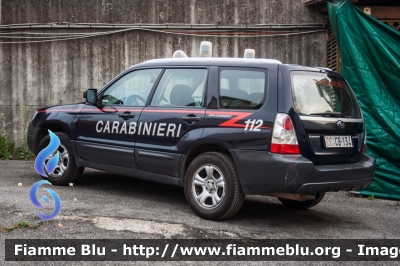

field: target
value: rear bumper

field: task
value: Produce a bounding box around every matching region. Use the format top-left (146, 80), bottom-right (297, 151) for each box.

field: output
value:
top-left (230, 150), bottom-right (375, 195)
top-left (294, 177), bottom-right (372, 194)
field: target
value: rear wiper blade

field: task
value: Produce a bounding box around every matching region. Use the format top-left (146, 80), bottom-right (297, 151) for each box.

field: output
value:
top-left (308, 112), bottom-right (345, 118)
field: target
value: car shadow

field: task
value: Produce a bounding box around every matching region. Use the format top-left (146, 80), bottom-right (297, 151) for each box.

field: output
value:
top-left (77, 169), bottom-right (187, 205)
top-left (76, 169), bottom-right (357, 229)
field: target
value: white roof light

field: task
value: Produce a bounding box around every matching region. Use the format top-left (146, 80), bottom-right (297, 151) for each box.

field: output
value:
top-left (172, 50), bottom-right (188, 58)
top-left (244, 49), bottom-right (255, 58)
top-left (199, 41), bottom-right (212, 57)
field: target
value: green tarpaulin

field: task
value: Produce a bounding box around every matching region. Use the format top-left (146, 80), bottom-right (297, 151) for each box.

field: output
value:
top-left (327, 0), bottom-right (400, 200)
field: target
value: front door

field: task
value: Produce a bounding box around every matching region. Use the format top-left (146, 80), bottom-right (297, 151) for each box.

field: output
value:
top-left (75, 68), bottom-right (162, 168)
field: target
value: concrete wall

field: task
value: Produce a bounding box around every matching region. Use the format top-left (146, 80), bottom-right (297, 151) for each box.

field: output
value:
top-left (0, 0), bottom-right (328, 146)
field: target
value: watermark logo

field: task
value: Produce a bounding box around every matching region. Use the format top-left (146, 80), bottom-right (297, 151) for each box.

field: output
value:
top-left (34, 130), bottom-right (60, 177)
top-left (29, 180), bottom-right (62, 220)
top-left (30, 130), bottom-right (62, 220)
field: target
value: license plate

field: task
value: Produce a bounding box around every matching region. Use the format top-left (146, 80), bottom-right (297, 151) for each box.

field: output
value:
top-left (324, 135), bottom-right (353, 148)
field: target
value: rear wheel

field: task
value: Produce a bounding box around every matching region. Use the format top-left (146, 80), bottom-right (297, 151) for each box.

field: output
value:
top-left (278, 192), bottom-right (326, 209)
top-left (37, 132), bottom-right (84, 185)
top-left (184, 152), bottom-right (244, 220)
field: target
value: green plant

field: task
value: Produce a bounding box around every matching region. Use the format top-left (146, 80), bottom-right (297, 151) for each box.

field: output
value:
top-left (0, 138), bottom-right (14, 159)
top-left (0, 136), bottom-right (35, 160)
top-left (396, 202), bottom-right (400, 206)
top-left (0, 112), bottom-right (15, 159)
top-left (15, 146), bottom-right (35, 160)
top-left (2, 221), bottom-right (38, 232)
top-left (0, 135), bottom-right (14, 160)
top-left (16, 105), bottom-right (35, 160)
top-left (368, 195), bottom-right (375, 201)
top-left (0, 110), bottom-right (35, 160)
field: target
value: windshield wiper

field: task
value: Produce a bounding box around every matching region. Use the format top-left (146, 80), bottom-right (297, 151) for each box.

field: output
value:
top-left (308, 112), bottom-right (345, 118)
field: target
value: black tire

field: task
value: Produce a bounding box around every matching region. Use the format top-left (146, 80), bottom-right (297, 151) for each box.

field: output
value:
top-left (184, 152), bottom-right (244, 220)
top-left (36, 132), bottom-right (84, 185)
top-left (278, 192), bottom-right (326, 209)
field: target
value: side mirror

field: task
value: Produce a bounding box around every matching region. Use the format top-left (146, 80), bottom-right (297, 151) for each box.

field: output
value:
top-left (83, 89), bottom-right (98, 104)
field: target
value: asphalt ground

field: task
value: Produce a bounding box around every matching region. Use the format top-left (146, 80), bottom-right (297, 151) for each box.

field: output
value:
top-left (1, 160), bottom-right (399, 266)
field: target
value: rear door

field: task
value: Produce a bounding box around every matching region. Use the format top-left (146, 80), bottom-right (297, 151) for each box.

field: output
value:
top-left (202, 66), bottom-right (274, 151)
top-left (135, 68), bottom-right (208, 177)
top-left (288, 69), bottom-right (364, 164)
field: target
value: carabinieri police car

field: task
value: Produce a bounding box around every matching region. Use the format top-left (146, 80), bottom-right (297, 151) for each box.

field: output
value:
top-left (27, 43), bottom-right (375, 220)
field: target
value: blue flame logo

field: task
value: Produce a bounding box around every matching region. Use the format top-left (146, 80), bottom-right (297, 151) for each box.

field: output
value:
top-left (34, 130), bottom-right (60, 177)
top-left (30, 130), bottom-right (62, 220)
top-left (29, 180), bottom-right (62, 220)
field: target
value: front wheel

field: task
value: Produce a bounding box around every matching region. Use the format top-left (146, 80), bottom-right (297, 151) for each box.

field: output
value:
top-left (36, 132), bottom-right (84, 185)
top-left (184, 152), bottom-right (244, 220)
top-left (278, 192), bottom-right (326, 209)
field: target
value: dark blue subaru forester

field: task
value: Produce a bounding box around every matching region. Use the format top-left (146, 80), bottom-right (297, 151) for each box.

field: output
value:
top-left (28, 57), bottom-right (375, 220)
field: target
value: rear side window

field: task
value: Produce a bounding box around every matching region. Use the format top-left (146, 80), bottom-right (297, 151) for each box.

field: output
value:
top-left (219, 68), bottom-right (267, 109)
top-left (151, 68), bottom-right (207, 107)
top-left (291, 71), bottom-right (361, 118)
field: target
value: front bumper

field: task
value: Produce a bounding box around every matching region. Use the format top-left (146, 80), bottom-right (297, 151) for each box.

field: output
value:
top-left (27, 122), bottom-right (39, 155)
top-left (230, 150), bottom-right (375, 195)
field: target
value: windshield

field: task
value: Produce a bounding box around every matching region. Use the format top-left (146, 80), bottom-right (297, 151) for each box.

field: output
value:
top-left (291, 71), bottom-right (361, 118)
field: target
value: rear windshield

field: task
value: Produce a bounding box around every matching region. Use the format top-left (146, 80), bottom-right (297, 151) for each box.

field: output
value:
top-left (291, 71), bottom-right (361, 118)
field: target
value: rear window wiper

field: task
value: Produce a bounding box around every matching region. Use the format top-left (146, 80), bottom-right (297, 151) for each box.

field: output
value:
top-left (308, 112), bottom-right (345, 118)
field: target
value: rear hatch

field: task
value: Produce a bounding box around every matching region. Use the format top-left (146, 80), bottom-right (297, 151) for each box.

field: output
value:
top-left (290, 70), bottom-right (364, 165)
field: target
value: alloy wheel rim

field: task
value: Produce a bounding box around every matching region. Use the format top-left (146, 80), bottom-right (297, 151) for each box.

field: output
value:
top-left (191, 164), bottom-right (225, 209)
top-left (44, 144), bottom-right (69, 178)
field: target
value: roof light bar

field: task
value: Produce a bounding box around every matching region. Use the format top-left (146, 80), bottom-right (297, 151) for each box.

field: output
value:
top-left (199, 41), bottom-right (212, 57)
top-left (172, 50), bottom-right (188, 58)
top-left (244, 49), bottom-right (255, 58)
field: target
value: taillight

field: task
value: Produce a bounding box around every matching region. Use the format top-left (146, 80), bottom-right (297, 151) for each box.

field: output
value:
top-left (270, 113), bottom-right (300, 154)
top-left (363, 125), bottom-right (367, 153)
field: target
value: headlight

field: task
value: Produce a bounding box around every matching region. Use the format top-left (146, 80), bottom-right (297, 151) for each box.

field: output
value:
top-left (32, 111), bottom-right (38, 120)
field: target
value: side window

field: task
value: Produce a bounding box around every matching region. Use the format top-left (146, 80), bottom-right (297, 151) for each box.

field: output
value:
top-left (150, 69), bottom-right (208, 107)
top-left (219, 68), bottom-right (267, 109)
top-left (101, 69), bottom-right (162, 106)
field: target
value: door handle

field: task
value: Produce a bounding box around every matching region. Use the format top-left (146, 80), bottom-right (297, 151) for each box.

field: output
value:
top-left (181, 116), bottom-right (201, 122)
top-left (119, 112), bottom-right (135, 119)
